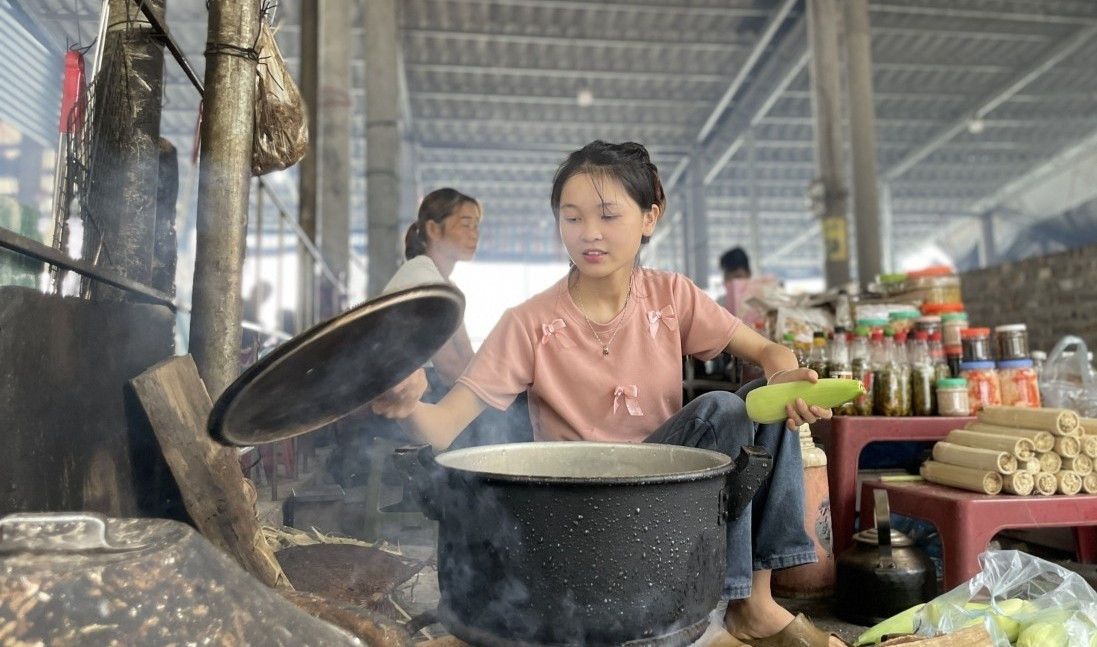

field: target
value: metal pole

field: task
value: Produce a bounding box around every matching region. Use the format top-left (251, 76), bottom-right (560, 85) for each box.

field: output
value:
top-left (747, 128), bottom-right (760, 275)
top-left (297, 0), bottom-right (319, 330)
top-left (190, 0), bottom-right (261, 399)
top-left (806, 0), bottom-right (852, 288)
top-left (844, 0), bottom-right (883, 289)
top-left (318, 0), bottom-right (352, 317)
top-left (688, 160), bottom-right (710, 288)
top-left (365, 0), bottom-right (402, 296)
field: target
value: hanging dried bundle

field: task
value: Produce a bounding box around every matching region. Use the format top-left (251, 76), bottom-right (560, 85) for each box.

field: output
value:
top-left (252, 16), bottom-right (309, 175)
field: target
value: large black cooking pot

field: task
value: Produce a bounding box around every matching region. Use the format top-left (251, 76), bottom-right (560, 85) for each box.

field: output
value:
top-left (396, 441), bottom-right (772, 647)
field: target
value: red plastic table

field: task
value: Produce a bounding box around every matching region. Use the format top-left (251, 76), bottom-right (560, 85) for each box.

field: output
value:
top-left (810, 416), bottom-right (974, 556)
top-left (860, 479), bottom-right (1097, 589)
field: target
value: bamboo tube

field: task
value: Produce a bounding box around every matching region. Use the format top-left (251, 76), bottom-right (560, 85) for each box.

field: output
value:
top-left (1081, 434), bottom-right (1097, 459)
top-left (1034, 472), bottom-right (1058, 496)
top-left (932, 441), bottom-right (1016, 474)
top-left (1062, 455), bottom-right (1093, 476)
top-left (1036, 451), bottom-right (1062, 475)
top-left (945, 429), bottom-right (1035, 460)
top-left (920, 460), bottom-right (1003, 494)
top-left (1080, 417), bottom-right (1097, 435)
top-left (964, 421), bottom-right (1054, 453)
top-left (1002, 471), bottom-right (1035, 496)
top-left (1054, 435), bottom-right (1080, 458)
top-left (1020, 458), bottom-right (1040, 474)
top-left (978, 405), bottom-right (1080, 435)
top-left (1083, 473), bottom-right (1097, 494)
top-left (1057, 470), bottom-right (1083, 495)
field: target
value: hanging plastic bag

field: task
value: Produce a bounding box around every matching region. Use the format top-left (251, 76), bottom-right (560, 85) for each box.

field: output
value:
top-left (1041, 335), bottom-right (1097, 417)
top-left (912, 550), bottom-right (1097, 646)
top-left (252, 19), bottom-right (309, 176)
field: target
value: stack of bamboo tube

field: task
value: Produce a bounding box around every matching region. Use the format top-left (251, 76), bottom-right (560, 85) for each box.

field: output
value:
top-left (920, 406), bottom-right (1097, 496)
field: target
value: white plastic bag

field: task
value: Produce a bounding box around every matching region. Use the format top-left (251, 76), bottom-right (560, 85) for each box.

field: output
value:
top-left (1041, 335), bottom-right (1097, 417)
top-left (913, 550), bottom-right (1097, 646)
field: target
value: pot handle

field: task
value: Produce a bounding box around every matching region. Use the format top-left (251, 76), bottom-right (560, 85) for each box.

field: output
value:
top-left (720, 445), bottom-right (773, 524)
top-left (390, 444), bottom-right (445, 520)
top-left (873, 488), bottom-right (895, 568)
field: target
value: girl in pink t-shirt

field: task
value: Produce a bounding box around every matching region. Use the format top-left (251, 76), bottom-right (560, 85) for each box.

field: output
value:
top-left (375, 141), bottom-right (843, 647)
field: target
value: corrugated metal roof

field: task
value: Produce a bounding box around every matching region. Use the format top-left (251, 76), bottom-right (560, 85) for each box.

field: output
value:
top-left (9, 0), bottom-right (1097, 284)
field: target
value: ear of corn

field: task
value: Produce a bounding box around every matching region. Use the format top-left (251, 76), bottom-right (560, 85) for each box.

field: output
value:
top-left (745, 378), bottom-right (865, 424)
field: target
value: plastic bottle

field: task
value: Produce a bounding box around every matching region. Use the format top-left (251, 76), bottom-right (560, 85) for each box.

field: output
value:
top-left (835, 290), bottom-right (853, 332)
top-left (850, 327), bottom-right (874, 416)
top-left (909, 331), bottom-right (936, 416)
top-left (928, 332), bottom-right (952, 384)
top-left (828, 329), bottom-right (855, 416)
top-left (808, 331), bottom-right (829, 377)
top-left (874, 328), bottom-right (910, 416)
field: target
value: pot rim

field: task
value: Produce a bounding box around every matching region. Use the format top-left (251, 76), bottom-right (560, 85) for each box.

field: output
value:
top-left (433, 441), bottom-right (734, 485)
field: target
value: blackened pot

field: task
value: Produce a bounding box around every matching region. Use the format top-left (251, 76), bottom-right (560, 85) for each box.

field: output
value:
top-left (398, 442), bottom-right (771, 647)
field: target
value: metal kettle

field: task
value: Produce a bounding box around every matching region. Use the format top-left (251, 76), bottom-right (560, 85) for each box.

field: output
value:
top-left (834, 489), bottom-right (938, 625)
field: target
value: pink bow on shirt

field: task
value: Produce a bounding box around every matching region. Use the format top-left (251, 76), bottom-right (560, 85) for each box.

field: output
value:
top-left (613, 385), bottom-right (644, 416)
top-left (541, 319), bottom-right (576, 347)
top-left (647, 306), bottom-right (678, 338)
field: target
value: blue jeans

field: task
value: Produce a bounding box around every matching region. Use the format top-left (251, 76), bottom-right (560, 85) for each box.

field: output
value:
top-left (645, 382), bottom-right (816, 599)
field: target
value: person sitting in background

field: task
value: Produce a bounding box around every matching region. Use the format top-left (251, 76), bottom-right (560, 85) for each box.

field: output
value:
top-left (720, 246), bottom-right (752, 280)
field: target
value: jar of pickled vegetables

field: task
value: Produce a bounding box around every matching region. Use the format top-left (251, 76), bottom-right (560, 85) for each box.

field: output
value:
top-left (997, 358), bottom-right (1041, 408)
top-left (959, 360), bottom-right (1001, 414)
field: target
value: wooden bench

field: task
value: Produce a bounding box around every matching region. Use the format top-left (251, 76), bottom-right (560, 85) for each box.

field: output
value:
top-left (859, 478), bottom-right (1097, 589)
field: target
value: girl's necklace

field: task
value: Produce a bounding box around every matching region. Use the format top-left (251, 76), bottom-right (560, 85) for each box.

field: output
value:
top-left (573, 277), bottom-right (633, 358)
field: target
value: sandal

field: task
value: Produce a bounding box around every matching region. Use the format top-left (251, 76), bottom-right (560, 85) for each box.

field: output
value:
top-left (707, 632), bottom-right (753, 647)
top-left (746, 614), bottom-right (851, 647)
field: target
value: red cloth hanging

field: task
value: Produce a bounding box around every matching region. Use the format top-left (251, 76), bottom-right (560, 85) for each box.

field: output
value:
top-left (59, 50), bottom-right (87, 135)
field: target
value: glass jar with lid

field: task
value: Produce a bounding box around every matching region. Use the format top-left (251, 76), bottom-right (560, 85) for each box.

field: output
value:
top-left (937, 311), bottom-right (969, 348)
top-left (935, 377), bottom-right (969, 417)
top-left (994, 323), bottom-right (1029, 361)
top-left (959, 360), bottom-right (1001, 414)
top-left (960, 327), bottom-right (993, 362)
top-left (997, 358), bottom-right (1041, 408)
top-left (905, 267), bottom-right (962, 305)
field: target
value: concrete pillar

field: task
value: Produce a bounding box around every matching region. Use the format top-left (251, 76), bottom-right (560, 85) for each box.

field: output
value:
top-left (190, 0), bottom-right (261, 399)
top-left (83, 0), bottom-right (165, 301)
top-left (844, 0), bottom-right (884, 289)
top-left (807, 0), bottom-right (851, 288)
top-left (297, 0), bottom-right (319, 329)
top-left (365, 0), bottom-right (401, 296)
top-left (318, 0), bottom-right (352, 317)
top-left (980, 212), bottom-right (997, 267)
top-left (687, 160), bottom-right (710, 288)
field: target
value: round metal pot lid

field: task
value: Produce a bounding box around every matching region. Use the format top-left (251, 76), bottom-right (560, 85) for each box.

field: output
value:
top-left (209, 283), bottom-right (464, 446)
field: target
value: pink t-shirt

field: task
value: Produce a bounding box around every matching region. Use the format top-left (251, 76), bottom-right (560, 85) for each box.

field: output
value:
top-left (457, 268), bottom-right (741, 442)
